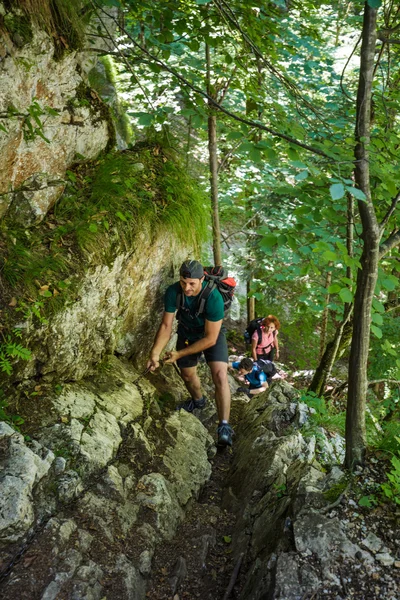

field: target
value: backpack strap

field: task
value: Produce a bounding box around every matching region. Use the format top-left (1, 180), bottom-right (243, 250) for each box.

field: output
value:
top-left (175, 288), bottom-right (185, 312)
top-left (175, 281), bottom-right (216, 321)
top-left (195, 280), bottom-right (216, 317)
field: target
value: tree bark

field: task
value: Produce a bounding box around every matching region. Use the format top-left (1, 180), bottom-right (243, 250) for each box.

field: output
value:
top-left (206, 44), bottom-right (222, 266)
top-left (345, 5), bottom-right (380, 469)
top-left (319, 266), bottom-right (332, 361)
top-left (309, 318), bottom-right (353, 397)
top-left (247, 279), bottom-right (255, 323)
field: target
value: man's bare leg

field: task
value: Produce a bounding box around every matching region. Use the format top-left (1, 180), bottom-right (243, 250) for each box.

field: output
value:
top-left (208, 361), bottom-right (231, 422)
top-left (179, 366), bottom-right (203, 401)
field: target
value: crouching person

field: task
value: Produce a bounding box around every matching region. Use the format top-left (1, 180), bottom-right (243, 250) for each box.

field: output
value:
top-left (230, 357), bottom-right (269, 398)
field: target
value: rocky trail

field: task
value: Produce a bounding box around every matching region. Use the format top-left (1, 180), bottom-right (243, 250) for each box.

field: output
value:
top-left (0, 361), bottom-right (399, 600)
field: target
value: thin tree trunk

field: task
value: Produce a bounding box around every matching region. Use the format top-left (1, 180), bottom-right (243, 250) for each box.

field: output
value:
top-left (309, 315), bottom-right (353, 397)
top-left (345, 192), bottom-right (354, 314)
top-left (247, 279), bottom-right (255, 323)
top-left (319, 266), bottom-right (332, 361)
top-left (345, 5), bottom-right (380, 469)
top-left (206, 44), bottom-right (222, 266)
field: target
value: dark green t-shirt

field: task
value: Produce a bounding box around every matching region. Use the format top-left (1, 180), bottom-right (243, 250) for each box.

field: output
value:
top-left (164, 281), bottom-right (224, 341)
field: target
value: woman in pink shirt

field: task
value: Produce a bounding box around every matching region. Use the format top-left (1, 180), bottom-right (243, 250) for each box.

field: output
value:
top-left (251, 315), bottom-right (280, 362)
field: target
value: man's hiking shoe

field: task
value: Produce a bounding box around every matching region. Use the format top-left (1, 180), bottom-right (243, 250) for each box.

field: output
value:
top-left (217, 423), bottom-right (233, 447)
top-left (177, 396), bottom-right (207, 413)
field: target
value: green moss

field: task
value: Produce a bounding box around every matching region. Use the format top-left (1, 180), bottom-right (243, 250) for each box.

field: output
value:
top-left (88, 56), bottom-right (133, 147)
top-left (1, 12), bottom-right (33, 45)
top-left (2, 0), bottom-right (93, 57)
top-left (0, 141), bottom-right (208, 322)
top-left (323, 479), bottom-right (348, 503)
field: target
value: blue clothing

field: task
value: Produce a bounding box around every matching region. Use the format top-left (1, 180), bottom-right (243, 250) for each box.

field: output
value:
top-left (232, 361), bottom-right (267, 389)
top-left (164, 281), bottom-right (224, 341)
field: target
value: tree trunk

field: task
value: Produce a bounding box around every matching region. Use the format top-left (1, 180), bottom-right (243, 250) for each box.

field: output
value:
top-left (309, 318), bottom-right (353, 397)
top-left (206, 44), bottom-right (222, 266)
top-left (247, 279), bottom-right (255, 323)
top-left (345, 5), bottom-right (380, 469)
top-left (319, 266), bottom-right (332, 361)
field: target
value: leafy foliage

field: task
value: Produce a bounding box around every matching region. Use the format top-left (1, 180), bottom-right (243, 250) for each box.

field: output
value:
top-left (381, 449), bottom-right (400, 506)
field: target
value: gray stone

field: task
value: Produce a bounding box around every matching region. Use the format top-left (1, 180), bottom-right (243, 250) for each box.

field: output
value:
top-left (114, 554), bottom-right (146, 600)
top-left (0, 426), bottom-right (54, 542)
top-left (57, 471), bottom-right (83, 503)
top-left (376, 552), bottom-right (395, 566)
top-left (169, 556), bottom-right (188, 595)
top-left (361, 531), bottom-right (384, 553)
top-left (54, 456), bottom-right (67, 474)
top-left (138, 549), bottom-right (153, 576)
top-left (136, 473), bottom-right (183, 540)
top-left (163, 412), bottom-right (213, 506)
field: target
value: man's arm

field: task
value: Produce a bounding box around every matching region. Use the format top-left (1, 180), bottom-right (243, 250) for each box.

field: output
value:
top-left (249, 381), bottom-right (269, 395)
top-left (147, 311), bottom-right (175, 370)
top-left (164, 318), bottom-right (222, 363)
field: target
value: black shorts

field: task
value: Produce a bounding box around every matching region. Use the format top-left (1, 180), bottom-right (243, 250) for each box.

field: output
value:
top-left (176, 331), bottom-right (229, 369)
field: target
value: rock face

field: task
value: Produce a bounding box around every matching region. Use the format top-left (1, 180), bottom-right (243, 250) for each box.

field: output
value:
top-left (0, 357), bottom-right (214, 599)
top-left (224, 381), bottom-right (379, 600)
top-left (18, 231), bottom-right (189, 382)
top-left (0, 4), bottom-right (113, 224)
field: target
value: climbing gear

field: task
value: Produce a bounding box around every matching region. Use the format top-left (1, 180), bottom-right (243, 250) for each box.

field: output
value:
top-left (217, 423), bottom-right (233, 447)
top-left (176, 265), bottom-right (236, 320)
top-left (177, 396), bottom-right (207, 412)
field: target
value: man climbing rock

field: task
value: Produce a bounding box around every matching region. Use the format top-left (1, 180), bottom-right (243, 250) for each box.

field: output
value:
top-left (147, 260), bottom-right (233, 447)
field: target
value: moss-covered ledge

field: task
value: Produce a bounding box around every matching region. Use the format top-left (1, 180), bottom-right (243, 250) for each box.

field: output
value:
top-left (0, 141), bottom-right (208, 390)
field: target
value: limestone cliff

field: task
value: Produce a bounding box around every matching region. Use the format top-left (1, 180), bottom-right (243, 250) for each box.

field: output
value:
top-left (0, 1), bottom-right (117, 224)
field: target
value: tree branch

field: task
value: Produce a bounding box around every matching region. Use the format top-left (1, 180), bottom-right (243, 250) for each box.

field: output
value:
top-left (91, 1), bottom-right (336, 160)
top-left (379, 229), bottom-right (400, 258)
top-left (379, 190), bottom-right (400, 232)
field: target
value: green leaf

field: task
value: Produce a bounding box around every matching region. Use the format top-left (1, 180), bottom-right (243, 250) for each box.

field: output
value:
top-left (372, 298), bottom-right (385, 313)
top-left (371, 313), bottom-right (383, 325)
top-left (259, 234), bottom-right (278, 250)
top-left (345, 186), bottom-right (367, 201)
top-left (382, 278), bottom-right (396, 291)
top-left (223, 535), bottom-right (232, 543)
top-left (226, 131), bottom-right (243, 140)
top-left (329, 183), bottom-right (345, 200)
top-left (88, 223), bottom-right (98, 233)
top-left (327, 284), bottom-right (341, 294)
top-left (339, 288), bottom-right (352, 303)
top-left (249, 147), bottom-right (262, 162)
top-left (322, 251), bottom-right (337, 262)
top-left (371, 325), bottom-right (383, 339)
top-left (295, 171), bottom-right (308, 181)
top-left (138, 113), bottom-right (154, 126)
top-left (286, 236), bottom-right (297, 251)
top-left (115, 211), bottom-right (127, 222)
